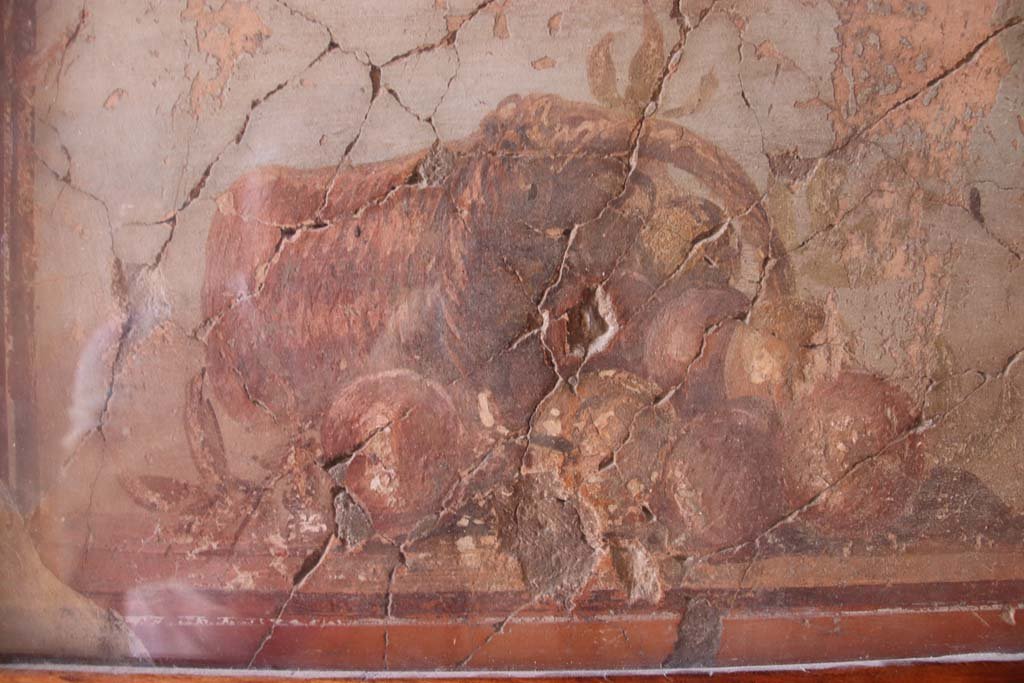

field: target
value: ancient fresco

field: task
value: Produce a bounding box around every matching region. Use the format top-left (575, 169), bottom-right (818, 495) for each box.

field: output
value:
top-left (2, 0), bottom-right (1024, 671)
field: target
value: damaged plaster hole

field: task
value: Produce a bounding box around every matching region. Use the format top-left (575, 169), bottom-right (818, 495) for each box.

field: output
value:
top-left (411, 143), bottom-right (454, 187)
top-left (324, 448), bottom-right (375, 552)
top-left (566, 285), bottom-right (618, 359)
top-left (333, 489), bottom-right (372, 551)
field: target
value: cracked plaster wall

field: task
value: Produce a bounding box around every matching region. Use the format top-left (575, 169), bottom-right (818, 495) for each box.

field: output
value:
top-left (3, 0), bottom-right (1024, 671)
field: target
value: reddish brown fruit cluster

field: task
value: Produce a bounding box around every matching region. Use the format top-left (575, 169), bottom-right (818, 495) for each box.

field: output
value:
top-left (176, 94), bottom-right (928, 599)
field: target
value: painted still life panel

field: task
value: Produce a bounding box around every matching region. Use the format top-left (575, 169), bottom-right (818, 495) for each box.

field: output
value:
top-left (1, 0), bottom-right (1023, 671)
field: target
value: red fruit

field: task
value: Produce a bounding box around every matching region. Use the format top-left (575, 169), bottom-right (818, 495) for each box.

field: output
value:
top-left (321, 371), bottom-right (467, 542)
top-left (641, 286), bottom-right (748, 391)
top-left (651, 398), bottom-right (787, 554)
top-left (783, 372), bottom-right (925, 537)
